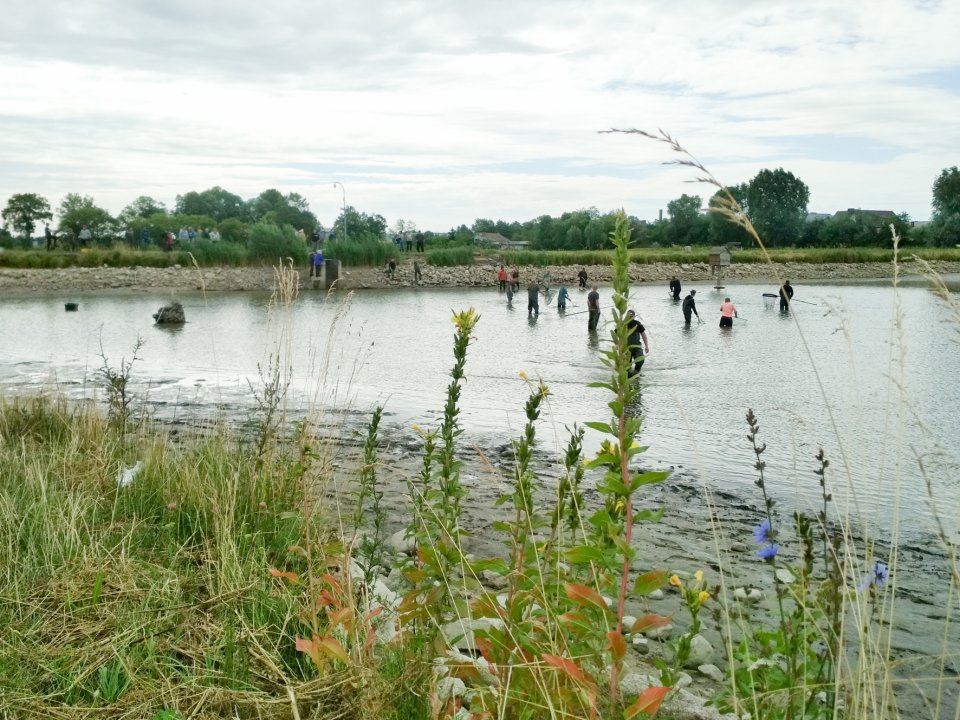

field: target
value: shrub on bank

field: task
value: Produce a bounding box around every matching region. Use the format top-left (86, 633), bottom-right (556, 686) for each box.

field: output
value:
top-left (425, 246), bottom-right (474, 266)
top-left (324, 238), bottom-right (398, 266)
top-left (247, 221), bottom-right (308, 264)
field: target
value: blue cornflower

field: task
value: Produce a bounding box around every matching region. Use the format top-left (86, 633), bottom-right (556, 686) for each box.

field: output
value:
top-left (753, 519), bottom-right (773, 545)
top-left (858, 561), bottom-right (890, 592)
top-left (756, 544), bottom-right (779, 560)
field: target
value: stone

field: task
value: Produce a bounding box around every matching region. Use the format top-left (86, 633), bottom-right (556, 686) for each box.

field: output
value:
top-left (644, 623), bottom-right (673, 640)
top-left (747, 588), bottom-right (764, 602)
top-left (388, 529), bottom-right (416, 555)
top-left (384, 567), bottom-right (405, 592)
top-left (442, 617), bottom-right (505, 652)
top-left (153, 301), bottom-right (186, 324)
top-left (699, 663), bottom-right (725, 683)
top-left (622, 615), bottom-right (637, 634)
top-left (776, 568), bottom-right (796, 584)
top-left (648, 589), bottom-right (665, 600)
top-left (687, 634), bottom-right (715, 667)
top-left (730, 541), bottom-right (749, 552)
top-left (436, 676), bottom-right (466, 702)
top-left (480, 570), bottom-right (509, 590)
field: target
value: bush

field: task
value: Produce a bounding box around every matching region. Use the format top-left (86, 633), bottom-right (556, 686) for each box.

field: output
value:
top-left (183, 239), bottom-right (247, 266)
top-left (425, 246), bottom-right (474, 267)
top-left (247, 222), bottom-right (308, 264)
top-left (324, 239), bottom-right (398, 267)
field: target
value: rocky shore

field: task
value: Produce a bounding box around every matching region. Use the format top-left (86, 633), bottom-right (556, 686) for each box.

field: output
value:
top-left (2, 257), bottom-right (958, 294)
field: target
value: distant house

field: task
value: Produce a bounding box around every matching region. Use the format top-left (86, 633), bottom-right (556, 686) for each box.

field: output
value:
top-left (474, 232), bottom-right (529, 250)
top-left (805, 212), bottom-right (832, 222)
top-left (832, 208), bottom-right (899, 224)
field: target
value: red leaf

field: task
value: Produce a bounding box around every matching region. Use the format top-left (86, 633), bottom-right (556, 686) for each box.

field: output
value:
top-left (542, 653), bottom-right (594, 690)
top-left (631, 614), bottom-right (671, 634)
top-left (268, 567), bottom-right (300, 583)
top-left (608, 631), bottom-right (627, 662)
top-left (315, 636), bottom-right (349, 664)
top-left (564, 583), bottom-right (610, 613)
top-left (624, 686), bottom-right (671, 719)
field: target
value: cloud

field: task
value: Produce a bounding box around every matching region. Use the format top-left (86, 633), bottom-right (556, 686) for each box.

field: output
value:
top-left (1, 0), bottom-right (959, 227)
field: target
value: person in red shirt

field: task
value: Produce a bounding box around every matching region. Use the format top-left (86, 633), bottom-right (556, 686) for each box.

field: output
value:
top-left (719, 297), bottom-right (738, 328)
top-left (497, 265), bottom-right (507, 291)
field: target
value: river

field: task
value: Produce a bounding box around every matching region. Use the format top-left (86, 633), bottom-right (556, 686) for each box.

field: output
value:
top-left (1, 279), bottom-right (958, 542)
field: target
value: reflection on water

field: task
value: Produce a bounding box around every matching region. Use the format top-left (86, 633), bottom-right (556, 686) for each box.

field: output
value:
top-left (1, 280), bottom-right (957, 539)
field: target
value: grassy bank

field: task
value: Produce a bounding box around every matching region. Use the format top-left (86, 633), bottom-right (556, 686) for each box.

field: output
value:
top-left (4, 244), bottom-right (960, 270)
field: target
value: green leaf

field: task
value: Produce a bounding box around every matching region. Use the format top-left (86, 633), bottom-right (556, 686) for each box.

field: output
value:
top-left (633, 507), bottom-right (665, 523)
top-left (633, 569), bottom-right (668, 597)
top-left (584, 421), bottom-right (614, 434)
top-left (566, 545), bottom-right (605, 564)
top-left (629, 471), bottom-right (670, 491)
top-left (587, 452), bottom-right (619, 469)
top-left (587, 381), bottom-right (615, 391)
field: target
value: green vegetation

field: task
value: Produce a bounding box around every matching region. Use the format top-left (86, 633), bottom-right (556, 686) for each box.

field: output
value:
top-left (323, 238), bottom-right (398, 266)
top-left (2, 226), bottom-right (958, 718)
top-left (425, 245), bottom-right (474, 266)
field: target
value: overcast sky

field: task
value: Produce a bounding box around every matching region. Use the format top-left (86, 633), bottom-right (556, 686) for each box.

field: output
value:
top-left (2, 0), bottom-right (958, 230)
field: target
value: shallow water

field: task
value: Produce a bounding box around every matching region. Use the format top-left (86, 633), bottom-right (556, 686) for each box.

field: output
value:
top-left (1, 280), bottom-right (957, 540)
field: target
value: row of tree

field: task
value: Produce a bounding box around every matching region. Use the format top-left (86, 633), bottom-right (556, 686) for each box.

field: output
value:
top-left (0, 187), bottom-right (321, 247)
top-left (466, 166), bottom-right (960, 249)
top-left (3, 166), bottom-right (959, 250)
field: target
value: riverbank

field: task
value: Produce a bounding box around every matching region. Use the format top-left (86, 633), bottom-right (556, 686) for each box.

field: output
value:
top-left (2, 256), bottom-right (958, 294)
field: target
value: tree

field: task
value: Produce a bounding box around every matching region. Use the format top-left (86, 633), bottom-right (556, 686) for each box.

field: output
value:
top-left (746, 168), bottom-right (810, 246)
top-left (708, 183), bottom-right (752, 246)
top-left (250, 189), bottom-right (317, 230)
top-left (175, 186), bottom-right (247, 222)
top-left (57, 194), bottom-right (117, 241)
top-left (931, 167), bottom-right (960, 247)
top-left (472, 218), bottom-right (496, 233)
top-left (666, 194), bottom-right (707, 244)
top-left (332, 206), bottom-right (387, 243)
top-left (119, 196), bottom-right (167, 224)
top-left (932, 167), bottom-right (960, 218)
top-left (2, 193), bottom-right (53, 238)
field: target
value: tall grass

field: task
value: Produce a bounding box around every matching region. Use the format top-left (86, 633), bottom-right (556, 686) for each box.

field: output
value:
top-left (425, 246), bottom-right (475, 267)
top-left (324, 239), bottom-right (398, 266)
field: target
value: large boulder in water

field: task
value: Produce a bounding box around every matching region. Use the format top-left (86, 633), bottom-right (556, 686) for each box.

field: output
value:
top-left (153, 302), bottom-right (186, 324)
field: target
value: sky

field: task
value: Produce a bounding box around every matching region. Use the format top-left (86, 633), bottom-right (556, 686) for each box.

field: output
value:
top-left (2, 0), bottom-right (959, 231)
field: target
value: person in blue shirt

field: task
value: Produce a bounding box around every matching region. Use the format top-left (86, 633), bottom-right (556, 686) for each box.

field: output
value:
top-left (557, 285), bottom-right (571, 312)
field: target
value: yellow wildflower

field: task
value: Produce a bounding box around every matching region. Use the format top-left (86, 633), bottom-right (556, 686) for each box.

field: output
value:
top-left (694, 570), bottom-right (704, 583)
top-left (518, 370), bottom-right (529, 381)
top-left (698, 590), bottom-right (710, 604)
top-left (669, 574), bottom-right (682, 587)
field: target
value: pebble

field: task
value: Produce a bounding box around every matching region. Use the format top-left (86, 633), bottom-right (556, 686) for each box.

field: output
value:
top-left (699, 664), bottom-right (725, 683)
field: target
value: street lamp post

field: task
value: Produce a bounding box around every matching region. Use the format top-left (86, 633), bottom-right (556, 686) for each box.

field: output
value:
top-left (333, 182), bottom-right (347, 243)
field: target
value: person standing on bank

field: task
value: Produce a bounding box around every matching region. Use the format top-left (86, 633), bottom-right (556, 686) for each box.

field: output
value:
top-left (557, 285), bottom-right (570, 312)
top-left (682, 289), bottom-right (700, 326)
top-left (669, 276), bottom-right (682, 301)
top-left (587, 285), bottom-right (601, 331)
top-left (719, 297), bottom-right (738, 328)
top-left (779, 280), bottom-right (794, 312)
top-left (527, 281), bottom-right (540, 317)
top-left (626, 310), bottom-right (650, 376)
